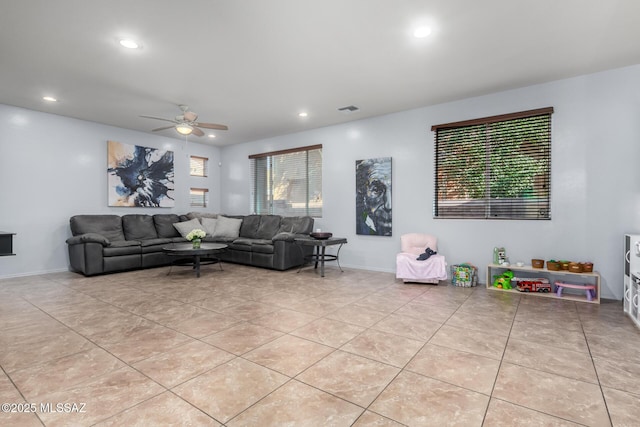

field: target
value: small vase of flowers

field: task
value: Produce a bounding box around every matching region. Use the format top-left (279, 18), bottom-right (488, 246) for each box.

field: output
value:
top-left (186, 229), bottom-right (206, 249)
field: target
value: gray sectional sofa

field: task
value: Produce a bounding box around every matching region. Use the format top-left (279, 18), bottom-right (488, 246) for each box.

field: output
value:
top-left (66, 213), bottom-right (315, 276)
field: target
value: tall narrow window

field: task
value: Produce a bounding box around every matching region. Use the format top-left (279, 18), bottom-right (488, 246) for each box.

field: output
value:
top-left (190, 188), bottom-right (209, 208)
top-left (432, 107), bottom-right (553, 220)
top-left (190, 156), bottom-right (208, 177)
top-left (250, 145), bottom-right (322, 217)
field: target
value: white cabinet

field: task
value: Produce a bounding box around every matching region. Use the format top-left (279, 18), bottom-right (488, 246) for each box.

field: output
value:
top-left (624, 234), bottom-right (640, 328)
top-left (486, 264), bottom-right (600, 304)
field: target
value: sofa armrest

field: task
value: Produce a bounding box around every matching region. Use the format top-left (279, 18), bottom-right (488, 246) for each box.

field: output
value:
top-left (272, 232), bottom-right (296, 242)
top-left (66, 233), bottom-right (111, 246)
top-left (273, 232), bottom-right (314, 242)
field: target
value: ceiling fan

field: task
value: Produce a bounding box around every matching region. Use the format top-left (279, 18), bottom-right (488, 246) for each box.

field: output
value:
top-left (140, 105), bottom-right (228, 137)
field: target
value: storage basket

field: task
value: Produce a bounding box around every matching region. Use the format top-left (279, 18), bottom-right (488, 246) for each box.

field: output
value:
top-left (450, 263), bottom-right (478, 287)
top-left (547, 261), bottom-right (560, 271)
top-left (531, 259), bottom-right (544, 268)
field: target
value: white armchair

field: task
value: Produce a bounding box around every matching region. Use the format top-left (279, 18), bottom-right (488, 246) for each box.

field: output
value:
top-left (396, 233), bottom-right (447, 284)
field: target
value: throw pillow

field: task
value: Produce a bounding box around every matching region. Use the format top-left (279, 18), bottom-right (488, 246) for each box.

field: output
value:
top-left (212, 216), bottom-right (242, 239)
top-left (200, 217), bottom-right (217, 236)
top-left (173, 218), bottom-right (202, 238)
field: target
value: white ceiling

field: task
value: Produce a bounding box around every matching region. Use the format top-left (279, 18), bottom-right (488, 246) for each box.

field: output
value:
top-left (2, 0), bottom-right (639, 145)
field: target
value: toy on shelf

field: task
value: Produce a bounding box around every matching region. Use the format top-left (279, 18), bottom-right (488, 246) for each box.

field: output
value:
top-left (493, 247), bottom-right (509, 266)
top-left (514, 278), bottom-right (551, 293)
top-left (555, 281), bottom-right (597, 301)
top-left (492, 270), bottom-right (514, 289)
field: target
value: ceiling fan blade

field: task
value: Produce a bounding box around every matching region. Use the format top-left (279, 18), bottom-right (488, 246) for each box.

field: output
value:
top-left (191, 126), bottom-right (205, 137)
top-left (194, 122), bottom-right (229, 131)
top-left (152, 125), bottom-right (174, 132)
top-left (183, 111), bottom-right (198, 122)
top-left (140, 115), bottom-right (177, 124)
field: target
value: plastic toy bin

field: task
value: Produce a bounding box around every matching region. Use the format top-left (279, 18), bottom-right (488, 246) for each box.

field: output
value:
top-left (450, 264), bottom-right (478, 287)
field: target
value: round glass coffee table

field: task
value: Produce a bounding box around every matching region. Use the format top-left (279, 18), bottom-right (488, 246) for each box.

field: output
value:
top-left (162, 243), bottom-right (228, 278)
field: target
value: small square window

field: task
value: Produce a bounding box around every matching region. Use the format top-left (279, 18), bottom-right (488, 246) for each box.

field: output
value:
top-left (190, 156), bottom-right (208, 177)
top-left (190, 188), bottom-right (209, 208)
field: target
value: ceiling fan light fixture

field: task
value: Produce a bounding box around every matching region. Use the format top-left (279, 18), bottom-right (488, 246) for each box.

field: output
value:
top-left (175, 123), bottom-right (193, 135)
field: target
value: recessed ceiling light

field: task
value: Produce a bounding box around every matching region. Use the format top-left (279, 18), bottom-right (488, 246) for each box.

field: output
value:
top-left (298, 112), bottom-right (308, 118)
top-left (207, 134), bottom-right (216, 138)
top-left (119, 39), bottom-right (140, 49)
top-left (42, 96), bottom-right (58, 102)
top-left (413, 26), bottom-right (432, 38)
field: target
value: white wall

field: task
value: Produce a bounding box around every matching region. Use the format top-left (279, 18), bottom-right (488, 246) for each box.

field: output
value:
top-left (0, 105), bottom-right (221, 277)
top-left (220, 64), bottom-right (640, 300)
top-left (2, 65), bottom-right (638, 299)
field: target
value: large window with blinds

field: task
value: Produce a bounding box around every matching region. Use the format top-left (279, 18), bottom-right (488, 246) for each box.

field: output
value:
top-left (250, 145), bottom-right (322, 217)
top-left (432, 107), bottom-right (553, 220)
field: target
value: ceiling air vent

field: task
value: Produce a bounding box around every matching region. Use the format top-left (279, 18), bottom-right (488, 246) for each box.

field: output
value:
top-left (338, 105), bottom-right (359, 114)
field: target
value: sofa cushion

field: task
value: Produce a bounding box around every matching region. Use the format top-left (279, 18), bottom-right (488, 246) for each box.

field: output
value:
top-left (110, 240), bottom-right (140, 247)
top-left (122, 215), bottom-right (158, 241)
top-left (279, 216), bottom-right (314, 234)
top-left (256, 215), bottom-right (282, 240)
top-left (186, 212), bottom-right (218, 220)
top-left (239, 215), bottom-right (260, 238)
top-left (102, 240), bottom-right (141, 257)
top-left (139, 238), bottom-right (173, 247)
top-left (70, 215), bottom-right (125, 242)
top-left (173, 218), bottom-right (203, 237)
top-left (230, 238), bottom-right (274, 254)
top-left (140, 238), bottom-right (173, 253)
top-left (200, 217), bottom-right (217, 236)
top-left (251, 242), bottom-right (275, 254)
top-left (213, 216), bottom-right (242, 239)
top-left (153, 214), bottom-right (181, 238)
top-left (233, 238), bottom-right (272, 246)
top-left (204, 235), bottom-right (235, 243)
top-left (228, 240), bottom-right (251, 252)
top-left (272, 232), bottom-right (296, 242)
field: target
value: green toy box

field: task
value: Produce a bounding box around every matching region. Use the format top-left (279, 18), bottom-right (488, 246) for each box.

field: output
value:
top-left (450, 263), bottom-right (478, 287)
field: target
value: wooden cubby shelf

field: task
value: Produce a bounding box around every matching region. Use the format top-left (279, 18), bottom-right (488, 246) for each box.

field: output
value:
top-left (486, 263), bottom-right (601, 304)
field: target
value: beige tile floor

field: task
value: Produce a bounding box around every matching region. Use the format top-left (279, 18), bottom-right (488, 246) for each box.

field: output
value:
top-left (1, 263), bottom-right (639, 426)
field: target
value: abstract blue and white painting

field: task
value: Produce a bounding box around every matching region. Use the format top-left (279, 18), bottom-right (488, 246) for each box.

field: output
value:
top-left (107, 140), bottom-right (175, 207)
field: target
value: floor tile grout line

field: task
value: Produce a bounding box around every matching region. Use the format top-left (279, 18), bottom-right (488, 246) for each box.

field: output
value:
top-left (580, 307), bottom-right (615, 427)
top-left (486, 397), bottom-right (591, 427)
top-left (482, 292), bottom-right (522, 425)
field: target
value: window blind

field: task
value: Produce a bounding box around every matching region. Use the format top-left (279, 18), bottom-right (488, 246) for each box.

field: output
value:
top-left (432, 107), bottom-right (553, 220)
top-left (249, 145), bottom-right (322, 217)
top-left (190, 156), bottom-right (208, 177)
top-left (190, 187), bottom-right (208, 208)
